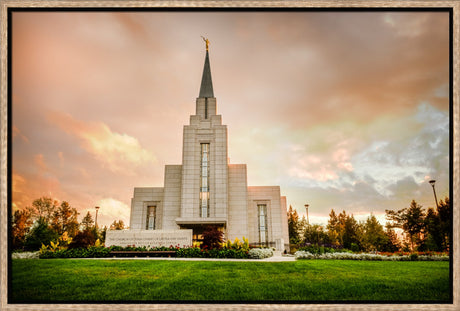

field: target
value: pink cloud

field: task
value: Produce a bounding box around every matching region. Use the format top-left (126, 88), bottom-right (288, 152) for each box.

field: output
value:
top-left (47, 111), bottom-right (156, 174)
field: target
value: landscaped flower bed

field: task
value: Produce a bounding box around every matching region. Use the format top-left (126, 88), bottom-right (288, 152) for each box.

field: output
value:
top-left (37, 245), bottom-right (252, 259)
top-left (295, 250), bottom-right (449, 261)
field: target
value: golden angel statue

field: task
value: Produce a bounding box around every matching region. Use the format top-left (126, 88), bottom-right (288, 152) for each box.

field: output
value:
top-left (201, 36), bottom-right (210, 51)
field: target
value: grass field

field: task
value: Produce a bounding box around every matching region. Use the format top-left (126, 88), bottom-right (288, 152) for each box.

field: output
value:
top-left (10, 259), bottom-right (451, 303)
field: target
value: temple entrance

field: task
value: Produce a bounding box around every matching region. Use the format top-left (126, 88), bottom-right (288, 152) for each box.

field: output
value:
top-left (179, 224), bottom-right (226, 246)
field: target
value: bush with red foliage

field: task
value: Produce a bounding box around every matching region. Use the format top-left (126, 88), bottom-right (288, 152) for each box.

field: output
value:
top-left (68, 228), bottom-right (97, 249)
top-left (201, 226), bottom-right (224, 250)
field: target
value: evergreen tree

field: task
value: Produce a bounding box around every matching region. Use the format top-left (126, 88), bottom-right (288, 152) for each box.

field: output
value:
top-left (23, 217), bottom-right (59, 251)
top-left (423, 197), bottom-right (451, 252)
top-left (326, 209), bottom-right (340, 246)
top-left (437, 198), bottom-right (451, 251)
top-left (362, 215), bottom-right (387, 252)
top-left (386, 200), bottom-right (426, 251)
top-left (287, 205), bottom-right (301, 244)
top-left (81, 211), bottom-right (94, 230)
top-left (382, 227), bottom-right (401, 252)
top-left (51, 201), bottom-right (79, 237)
top-left (342, 214), bottom-right (361, 250)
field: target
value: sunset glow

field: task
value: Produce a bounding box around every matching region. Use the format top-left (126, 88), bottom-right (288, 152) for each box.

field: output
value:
top-left (12, 11), bottom-right (450, 228)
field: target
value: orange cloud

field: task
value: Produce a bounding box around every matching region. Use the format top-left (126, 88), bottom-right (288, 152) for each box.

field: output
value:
top-left (47, 111), bottom-right (156, 174)
top-left (34, 154), bottom-right (47, 172)
top-left (12, 126), bottom-right (29, 143)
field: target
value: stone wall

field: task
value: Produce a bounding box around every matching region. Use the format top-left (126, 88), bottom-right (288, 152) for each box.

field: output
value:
top-left (227, 164), bottom-right (248, 241)
top-left (247, 186), bottom-right (286, 251)
top-left (163, 165), bottom-right (182, 229)
top-left (130, 187), bottom-right (164, 230)
top-left (105, 229), bottom-right (192, 248)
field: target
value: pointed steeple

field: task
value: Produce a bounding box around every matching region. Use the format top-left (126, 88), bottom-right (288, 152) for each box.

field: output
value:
top-left (199, 50), bottom-right (214, 98)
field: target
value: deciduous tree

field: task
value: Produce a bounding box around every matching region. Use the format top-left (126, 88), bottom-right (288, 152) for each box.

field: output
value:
top-left (30, 196), bottom-right (58, 224)
top-left (12, 208), bottom-right (34, 250)
top-left (110, 220), bottom-right (125, 230)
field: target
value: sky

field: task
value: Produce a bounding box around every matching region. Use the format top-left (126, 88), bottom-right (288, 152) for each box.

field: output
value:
top-left (11, 11), bottom-right (450, 228)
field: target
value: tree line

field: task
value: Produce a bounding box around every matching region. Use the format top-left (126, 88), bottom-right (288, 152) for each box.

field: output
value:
top-left (12, 196), bottom-right (126, 251)
top-left (288, 197), bottom-right (450, 253)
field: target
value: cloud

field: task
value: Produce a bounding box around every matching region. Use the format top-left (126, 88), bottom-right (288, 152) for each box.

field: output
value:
top-left (11, 12), bottom-right (449, 229)
top-left (47, 111), bottom-right (156, 174)
top-left (12, 126), bottom-right (29, 143)
top-left (34, 154), bottom-right (47, 172)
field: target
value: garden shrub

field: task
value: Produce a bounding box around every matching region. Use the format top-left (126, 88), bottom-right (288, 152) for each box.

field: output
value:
top-left (39, 246), bottom-right (112, 259)
top-left (298, 244), bottom-right (336, 255)
top-left (68, 229), bottom-right (97, 249)
top-left (12, 251), bottom-right (40, 259)
top-left (248, 248), bottom-right (273, 259)
top-left (225, 237), bottom-right (250, 252)
top-left (176, 246), bottom-right (249, 259)
top-left (350, 243), bottom-right (360, 253)
top-left (295, 251), bottom-right (449, 261)
top-left (201, 226), bottom-right (224, 250)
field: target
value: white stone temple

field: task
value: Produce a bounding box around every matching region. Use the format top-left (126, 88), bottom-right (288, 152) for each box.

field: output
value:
top-left (128, 43), bottom-right (289, 251)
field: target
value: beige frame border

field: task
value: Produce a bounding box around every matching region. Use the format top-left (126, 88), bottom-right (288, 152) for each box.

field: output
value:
top-left (0, 1), bottom-right (458, 310)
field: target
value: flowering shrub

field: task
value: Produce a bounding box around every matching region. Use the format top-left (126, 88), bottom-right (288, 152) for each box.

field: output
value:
top-left (12, 251), bottom-right (40, 259)
top-left (248, 248), bottom-right (273, 259)
top-left (295, 251), bottom-right (449, 261)
top-left (378, 251), bottom-right (449, 257)
top-left (39, 231), bottom-right (73, 254)
top-left (224, 237), bottom-right (250, 252)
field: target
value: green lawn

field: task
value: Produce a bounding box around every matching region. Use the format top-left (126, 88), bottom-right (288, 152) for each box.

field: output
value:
top-left (10, 259), bottom-right (451, 302)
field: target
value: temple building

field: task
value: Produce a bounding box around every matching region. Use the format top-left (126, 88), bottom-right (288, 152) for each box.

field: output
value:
top-left (128, 42), bottom-right (289, 251)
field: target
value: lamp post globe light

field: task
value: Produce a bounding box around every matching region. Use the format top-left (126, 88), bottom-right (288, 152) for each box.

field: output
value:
top-left (429, 180), bottom-right (439, 209)
top-left (95, 206), bottom-right (100, 228)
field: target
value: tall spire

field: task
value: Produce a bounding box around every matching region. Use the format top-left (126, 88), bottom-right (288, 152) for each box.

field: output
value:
top-left (199, 38), bottom-right (214, 98)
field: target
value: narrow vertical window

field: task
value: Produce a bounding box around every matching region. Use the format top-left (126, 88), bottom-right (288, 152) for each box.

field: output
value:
top-left (204, 98), bottom-right (208, 119)
top-left (258, 204), bottom-right (268, 245)
top-left (146, 206), bottom-right (156, 230)
top-left (200, 143), bottom-right (210, 217)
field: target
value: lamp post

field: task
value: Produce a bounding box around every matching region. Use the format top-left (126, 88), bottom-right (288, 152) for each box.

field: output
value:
top-left (95, 206), bottom-right (100, 228)
top-left (305, 204), bottom-right (309, 226)
top-left (429, 180), bottom-right (439, 209)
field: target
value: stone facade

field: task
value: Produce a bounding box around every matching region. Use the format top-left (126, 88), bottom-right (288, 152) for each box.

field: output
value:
top-left (127, 50), bottom-right (289, 251)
